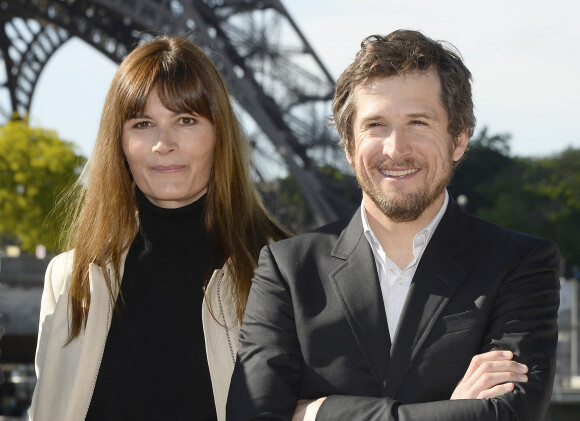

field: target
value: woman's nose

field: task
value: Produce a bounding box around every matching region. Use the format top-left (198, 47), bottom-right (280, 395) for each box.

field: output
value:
top-left (152, 128), bottom-right (176, 154)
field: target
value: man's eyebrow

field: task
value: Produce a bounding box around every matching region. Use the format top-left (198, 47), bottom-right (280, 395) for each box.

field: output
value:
top-left (358, 114), bottom-right (384, 124)
top-left (358, 111), bottom-right (440, 124)
top-left (408, 112), bottom-right (439, 121)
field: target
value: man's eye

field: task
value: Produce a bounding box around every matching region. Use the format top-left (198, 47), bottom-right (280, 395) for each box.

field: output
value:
top-left (411, 120), bottom-right (426, 125)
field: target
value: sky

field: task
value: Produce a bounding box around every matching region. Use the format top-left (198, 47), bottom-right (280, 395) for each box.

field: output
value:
top-left (26, 0), bottom-right (580, 159)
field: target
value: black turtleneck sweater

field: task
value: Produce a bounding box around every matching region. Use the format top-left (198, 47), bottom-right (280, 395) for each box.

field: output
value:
top-left (86, 191), bottom-right (222, 420)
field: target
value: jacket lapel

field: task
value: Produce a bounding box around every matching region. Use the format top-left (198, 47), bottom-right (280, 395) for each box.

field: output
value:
top-left (329, 210), bottom-right (392, 390)
top-left (384, 199), bottom-right (470, 397)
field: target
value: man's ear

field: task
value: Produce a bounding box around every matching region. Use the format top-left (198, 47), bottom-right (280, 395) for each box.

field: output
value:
top-left (346, 150), bottom-right (354, 166)
top-left (452, 130), bottom-right (469, 162)
top-left (344, 142), bottom-right (354, 167)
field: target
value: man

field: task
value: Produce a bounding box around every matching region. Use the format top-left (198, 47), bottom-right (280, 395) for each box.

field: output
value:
top-left (227, 30), bottom-right (560, 420)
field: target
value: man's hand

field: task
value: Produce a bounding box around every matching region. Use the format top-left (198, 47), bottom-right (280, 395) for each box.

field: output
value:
top-left (292, 397), bottom-right (326, 421)
top-left (451, 350), bottom-right (528, 400)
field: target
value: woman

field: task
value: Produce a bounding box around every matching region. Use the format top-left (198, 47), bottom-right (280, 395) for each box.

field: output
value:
top-left (30, 35), bottom-right (288, 421)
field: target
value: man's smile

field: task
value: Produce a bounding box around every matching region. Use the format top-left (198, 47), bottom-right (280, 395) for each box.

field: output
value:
top-left (378, 168), bottom-right (420, 178)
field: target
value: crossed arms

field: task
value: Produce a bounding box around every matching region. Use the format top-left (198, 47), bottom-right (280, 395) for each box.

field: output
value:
top-left (293, 349), bottom-right (528, 420)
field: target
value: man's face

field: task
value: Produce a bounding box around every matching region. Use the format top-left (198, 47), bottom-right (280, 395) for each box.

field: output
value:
top-left (348, 70), bottom-right (468, 223)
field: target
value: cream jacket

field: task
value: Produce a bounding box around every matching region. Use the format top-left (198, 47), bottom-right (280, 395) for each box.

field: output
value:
top-left (29, 250), bottom-right (240, 421)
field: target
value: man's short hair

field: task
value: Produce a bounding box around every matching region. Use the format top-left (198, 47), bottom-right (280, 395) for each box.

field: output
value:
top-left (332, 29), bottom-right (476, 156)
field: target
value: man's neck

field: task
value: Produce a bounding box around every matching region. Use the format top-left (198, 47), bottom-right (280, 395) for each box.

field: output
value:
top-left (363, 193), bottom-right (445, 269)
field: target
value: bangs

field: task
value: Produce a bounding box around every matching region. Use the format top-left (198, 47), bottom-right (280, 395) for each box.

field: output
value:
top-left (121, 52), bottom-right (214, 122)
top-left (156, 74), bottom-right (212, 122)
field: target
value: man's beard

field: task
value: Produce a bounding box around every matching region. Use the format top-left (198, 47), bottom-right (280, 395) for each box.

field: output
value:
top-left (355, 156), bottom-right (453, 223)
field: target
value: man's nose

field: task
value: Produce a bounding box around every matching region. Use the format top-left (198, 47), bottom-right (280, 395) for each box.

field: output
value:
top-left (382, 129), bottom-right (412, 160)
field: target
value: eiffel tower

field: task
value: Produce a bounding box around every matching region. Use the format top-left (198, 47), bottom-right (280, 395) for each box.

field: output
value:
top-left (0, 0), bottom-right (359, 230)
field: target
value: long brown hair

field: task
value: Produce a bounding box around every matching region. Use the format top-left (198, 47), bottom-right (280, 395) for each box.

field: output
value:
top-left (65, 35), bottom-right (289, 342)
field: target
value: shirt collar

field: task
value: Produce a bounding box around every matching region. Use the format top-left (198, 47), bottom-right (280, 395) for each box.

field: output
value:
top-left (361, 190), bottom-right (449, 262)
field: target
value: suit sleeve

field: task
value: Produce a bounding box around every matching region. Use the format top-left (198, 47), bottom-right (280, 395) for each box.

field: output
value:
top-left (316, 238), bottom-right (560, 421)
top-left (227, 245), bottom-right (303, 420)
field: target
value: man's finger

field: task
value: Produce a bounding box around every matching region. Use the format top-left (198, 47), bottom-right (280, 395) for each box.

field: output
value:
top-left (471, 371), bottom-right (528, 394)
top-left (477, 382), bottom-right (516, 399)
top-left (462, 350), bottom-right (514, 381)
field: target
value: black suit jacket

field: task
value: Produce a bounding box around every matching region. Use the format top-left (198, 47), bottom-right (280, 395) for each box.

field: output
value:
top-left (227, 199), bottom-right (561, 420)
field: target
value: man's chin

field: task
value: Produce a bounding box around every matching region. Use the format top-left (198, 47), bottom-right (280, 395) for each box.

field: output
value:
top-left (370, 189), bottom-right (444, 222)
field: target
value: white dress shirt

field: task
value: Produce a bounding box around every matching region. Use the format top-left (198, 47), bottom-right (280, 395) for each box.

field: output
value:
top-left (361, 190), bottom-right (449, 342)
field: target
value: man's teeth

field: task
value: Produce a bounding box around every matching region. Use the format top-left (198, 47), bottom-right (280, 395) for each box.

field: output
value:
top-left (379, 168), bottom-right (419, 177)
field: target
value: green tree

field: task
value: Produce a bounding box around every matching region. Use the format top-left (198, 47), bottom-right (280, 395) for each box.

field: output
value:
top-left (0, 118), bottom-right (86, 253)
top-left (449, 127), bottom-right (580, 276)
top-left (261, 166), bottom-right (360, 234)
top-left (477, 148), bottom-right (580, 276)
top-left (449, 127), bottom-right (515, 214)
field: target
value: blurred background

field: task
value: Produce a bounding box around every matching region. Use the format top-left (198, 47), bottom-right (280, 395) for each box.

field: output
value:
top-left (1, 1), bottom-right (579, 419)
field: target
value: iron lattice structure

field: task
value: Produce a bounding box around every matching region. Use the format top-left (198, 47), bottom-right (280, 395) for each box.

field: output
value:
top-left (0, 0), bottom-right (358, 229)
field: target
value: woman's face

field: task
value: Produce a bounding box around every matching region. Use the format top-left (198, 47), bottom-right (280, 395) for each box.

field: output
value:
top-left (122, 90), bottom-right (216, 208)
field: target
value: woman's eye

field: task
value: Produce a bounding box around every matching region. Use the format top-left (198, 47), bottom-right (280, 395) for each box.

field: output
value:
top-left (134, 121), bottom-right (151, 129)
top-left (180, 117), bottom-right (196, 125)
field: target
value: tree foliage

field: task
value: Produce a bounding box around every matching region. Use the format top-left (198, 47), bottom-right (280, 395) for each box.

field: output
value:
top-left (261, 165), bottom-right (360, 234)
top-left (0, 119), bottom-right (86, 253)
top-left (449, 127), bottom-right (580, 276)
top-left (476, 148), bottom-right (580, 276)
top-left (449, 127), bottom-right (515, 214)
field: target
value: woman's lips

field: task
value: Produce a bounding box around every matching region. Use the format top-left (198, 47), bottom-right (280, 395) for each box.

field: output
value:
top-left (151, 165), bottom-right (185, 173)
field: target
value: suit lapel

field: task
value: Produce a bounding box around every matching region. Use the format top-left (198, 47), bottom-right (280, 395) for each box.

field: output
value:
top-left (329, 210), bottom-right (392, 390)
top-left (384, 200), bottom-right (470, 398)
